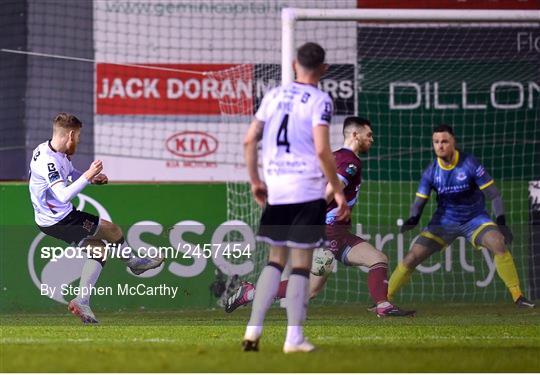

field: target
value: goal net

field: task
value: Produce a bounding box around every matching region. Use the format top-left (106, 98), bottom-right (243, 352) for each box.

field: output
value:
top-left (3, 2), bottom-right (538, 305)
top-left (218, 8), bottom-right (540, 304)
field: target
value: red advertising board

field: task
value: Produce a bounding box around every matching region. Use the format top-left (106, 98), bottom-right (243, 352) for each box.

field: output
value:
top-left (96, 63), bottom-right (253, 115)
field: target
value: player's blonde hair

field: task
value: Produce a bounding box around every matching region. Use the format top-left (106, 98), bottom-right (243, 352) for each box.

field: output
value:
top-left (53, 113), bottom-right (82, 134)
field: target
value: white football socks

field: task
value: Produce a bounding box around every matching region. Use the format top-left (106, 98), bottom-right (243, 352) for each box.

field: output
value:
top-left (285, 272), bottom-right (310, 345)
top-left (77, 258), bottom-right (103, 305)
top-left (245, 264), bottom-right (282, 338)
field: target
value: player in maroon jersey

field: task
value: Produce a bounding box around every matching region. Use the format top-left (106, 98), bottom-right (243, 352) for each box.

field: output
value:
top-left (226, 117), bottom-right (415, 317)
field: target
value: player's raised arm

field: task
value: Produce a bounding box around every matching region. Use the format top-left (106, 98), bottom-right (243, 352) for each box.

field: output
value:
top-left (313, 125), bottom-right (350, 222)
top-left (70, 167), bottom-right (108, 185)
top-left (51, 160), bottom-right (103, 204)
top-left (243, 118), bottom-right (267, 207)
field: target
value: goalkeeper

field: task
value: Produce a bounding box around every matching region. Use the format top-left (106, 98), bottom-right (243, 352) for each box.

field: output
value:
top-left (226, 117), bottom-right (415, 317)
top-left (388, 124), bottom-right (535, 308)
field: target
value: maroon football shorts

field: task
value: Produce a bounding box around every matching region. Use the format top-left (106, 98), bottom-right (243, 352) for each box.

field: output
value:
top-left (325, 224), bottom-right (366, 264)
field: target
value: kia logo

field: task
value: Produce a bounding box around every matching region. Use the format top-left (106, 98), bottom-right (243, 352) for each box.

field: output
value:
top-left (166, 131), bottom-right (218, 158)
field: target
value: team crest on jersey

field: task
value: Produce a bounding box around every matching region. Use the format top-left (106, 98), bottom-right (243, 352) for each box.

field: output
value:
top-left (456, 171), bottom-right (467, 181)
top-left (346, 164), bottom-right (357, 176)
top-left (82, 219), bottom-right (95, 233)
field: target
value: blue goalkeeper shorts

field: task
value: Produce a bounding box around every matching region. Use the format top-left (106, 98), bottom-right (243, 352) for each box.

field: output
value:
top-left (418, 213), bottom-right (497, 250)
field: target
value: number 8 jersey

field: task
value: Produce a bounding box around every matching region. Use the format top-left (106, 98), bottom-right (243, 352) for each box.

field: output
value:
top-left (255, 82), bottom-right (333, 205)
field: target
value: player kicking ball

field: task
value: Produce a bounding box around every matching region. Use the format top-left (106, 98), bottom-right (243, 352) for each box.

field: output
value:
top-left (227, 117), bottom-right (415, 318)
top-left (388, 124), bottom-right (535, 308)
top-left (29, 113), bottom-right (164, 323)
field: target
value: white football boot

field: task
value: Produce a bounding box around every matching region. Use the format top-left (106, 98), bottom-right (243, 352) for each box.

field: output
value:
top-left (128, 255), bottom-right (164, 275)
top-left (283, 339), bottom-right (316, 353)
top-left (68, 299), bottom-right (98, 324)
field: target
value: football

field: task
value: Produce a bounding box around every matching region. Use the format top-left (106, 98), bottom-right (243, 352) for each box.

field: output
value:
top-left (310, 248), bottom-right (335, 276)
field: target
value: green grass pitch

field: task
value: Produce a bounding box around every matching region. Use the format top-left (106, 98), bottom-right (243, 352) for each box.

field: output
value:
top-left (1, 303), bottom-right (538, 372)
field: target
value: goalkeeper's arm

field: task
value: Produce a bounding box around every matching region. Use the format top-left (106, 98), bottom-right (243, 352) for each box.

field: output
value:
top-left (400, 196), bottom-right (428, 233)
top-left (482, 184), bottom-right (513, 243)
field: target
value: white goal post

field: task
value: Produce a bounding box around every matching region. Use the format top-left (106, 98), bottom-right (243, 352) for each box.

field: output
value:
top-left (281, 8), bottom-right (540, 84)
top-left (267, 7), bottom-right (540, 305)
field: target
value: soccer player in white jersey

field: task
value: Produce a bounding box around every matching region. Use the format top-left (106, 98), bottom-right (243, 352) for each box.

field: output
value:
top-left (242, 43), bottom-right (350, 353)
top-left (29, 113), bottom-right (163, 323)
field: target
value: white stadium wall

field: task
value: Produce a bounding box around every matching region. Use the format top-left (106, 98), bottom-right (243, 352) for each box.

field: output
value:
top-left (93, 0), bottom-right (357, 181)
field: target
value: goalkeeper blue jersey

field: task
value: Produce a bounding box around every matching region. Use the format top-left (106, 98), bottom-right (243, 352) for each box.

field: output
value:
top-left (416, 151), bottom-right (494, 223)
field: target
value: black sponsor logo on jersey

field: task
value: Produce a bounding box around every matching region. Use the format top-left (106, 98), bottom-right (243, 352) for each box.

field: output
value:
top-left (346, 164), bottom-right (358, 176)
top-left (253, 64), bottom-right (355, 115)
top-left (321, 101), bottom-right (332, 122)
top-left (47, 163), bottom-right (57, 172)
top-left (48, 171), bottom-right (61, 183)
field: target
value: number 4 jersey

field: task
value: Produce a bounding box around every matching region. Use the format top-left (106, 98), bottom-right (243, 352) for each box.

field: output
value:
top-left (256, 82), bottom-right (333, 205)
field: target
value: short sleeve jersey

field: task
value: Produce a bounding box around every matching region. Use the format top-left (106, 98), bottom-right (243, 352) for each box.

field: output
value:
top-left (255, 82), bottom-right (333, 205)
top-left (416, 151), bottom-right (494, 223)
top-left (326, 148), bottom-right (362, 226)
top-left (29, 141), bottom-right (76, 226)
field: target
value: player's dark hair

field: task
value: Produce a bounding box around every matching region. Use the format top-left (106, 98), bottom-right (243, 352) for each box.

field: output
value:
top-left (296, 42), bottom-right (326, 70)
top-left (343, 116), bottom-right (371, 136)
top-left (53, 112), bottom-right (82, 131)
top-left (433, 123), bottom-right (454, 136)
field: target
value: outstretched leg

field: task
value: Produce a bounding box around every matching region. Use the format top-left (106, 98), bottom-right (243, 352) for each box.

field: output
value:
top-left (477, 228), bottom-right (534, 307)
top-left (388, 236), bottom-right (439, 301)
top-left (92, 219), bottom-right (163, 275)
top-left (345, 242), bottom-right (414, 317)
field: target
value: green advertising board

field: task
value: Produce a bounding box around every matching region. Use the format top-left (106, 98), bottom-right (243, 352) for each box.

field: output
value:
top-left (0, 183), bottom-right (243, 312)
top-left (0, 180), bottom-right (532, 313)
